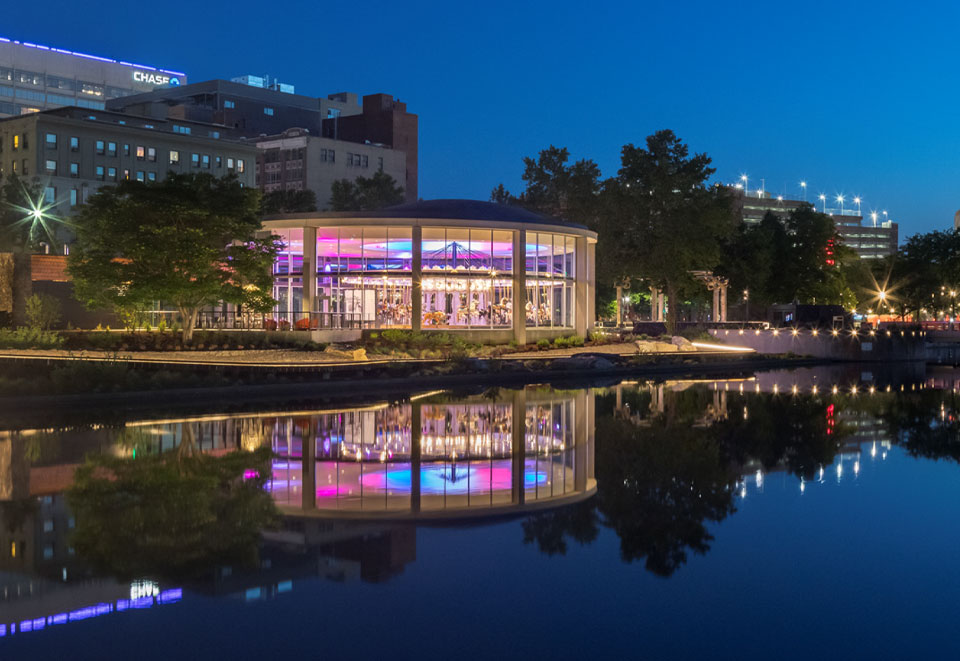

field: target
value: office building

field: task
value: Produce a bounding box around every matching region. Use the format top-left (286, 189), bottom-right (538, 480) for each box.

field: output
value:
top-left (732, 188), bottom-right (898, 260)
top-left (255, 128), bottom-right (407, 209)
top-left (0, 35), bottom-right (187, 117)
top-left (0, 106), bottom-right (256, 249)
top-left (107, 80), bottom-right (418, 201)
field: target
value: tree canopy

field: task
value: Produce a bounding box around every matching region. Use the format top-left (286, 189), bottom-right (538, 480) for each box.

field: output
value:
top-left (600, 130), bottom-right (737, 331)
top-left (330, 171), bottom-right (405, 211)
top-left (261, 188), bottom-right (318, 214)
top-left (68, 173), bottom-right (278, 341)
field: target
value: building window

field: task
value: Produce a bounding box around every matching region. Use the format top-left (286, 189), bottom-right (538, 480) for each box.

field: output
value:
top-left (108, 167), bottom-right (117, 181)
top-left (215, 156), bottom-right (222, 168)
top-left (237, 159), bottom-right (245, 173)
top-left (21, 134), bottom-right (27, 149)
top-left (69, 162), bottom-right (78, 177)
top-left (123, 169), bottom-right (130, 180)
top-left (191, 153), bottom-right (199, 167)
top-left (45, 159), bottom-right (57, 174)
top-left (70, 136), bottom-right (79, 152)
top-left (172, 124), bottom-right (191, 135)
top-left (378, 157), bottom-right (383, 171)
top-left (108, 141), bottom-right (117, 156)
top-left (136, 146), bottom-right (145, 160)
top-left (96, 165), bottom-right (104, 181)
top-left (22, 159), bottom-right (28, 175)
top-left (13, 134), bottom-right (19, 150)
top-left (44, 186), bottom-right (55, 205)
top-left (70, 188), bottom-right (78, 206)
top-left (45, 133), bottom-right (57, 148)
top-left (136, 171), bottom-right (145, 182)
top-left (123, 144), bottom-right (130, 156)
top-left (227, 157), bottom-right (235, 170)
top-left (362, 155), bottom-right (368, 168)
top-left (147, 147), bottom-right (156, 162)
top-left (96, 140), bottom-right (105, 155)
top-left (169, 150), bottom-right (180, 165)
top-left (209, 131), bottom-right (220, 139)
top-left (264, 107), bottom-right (274, 116)
top-left (147, 171), bottom-right (156, 181)
top-left (224, 100), bottom-right (235, 109)
top-left (201, 154), bottom-right (210, 169)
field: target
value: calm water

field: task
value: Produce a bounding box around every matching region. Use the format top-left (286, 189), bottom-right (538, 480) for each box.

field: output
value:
top-left (2, 363), bottom-right (960, 659)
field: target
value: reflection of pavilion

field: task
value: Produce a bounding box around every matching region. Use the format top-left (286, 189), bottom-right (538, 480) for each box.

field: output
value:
top-left (268, 387), bottom-right (597, 519)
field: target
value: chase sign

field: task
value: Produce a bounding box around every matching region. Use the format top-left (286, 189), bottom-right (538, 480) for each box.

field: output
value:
top-left (133, 71), bottom-right (181, 86)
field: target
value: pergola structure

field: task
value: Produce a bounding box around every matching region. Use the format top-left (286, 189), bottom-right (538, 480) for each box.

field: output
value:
top-left (691, 270), bottom-right (730, 322)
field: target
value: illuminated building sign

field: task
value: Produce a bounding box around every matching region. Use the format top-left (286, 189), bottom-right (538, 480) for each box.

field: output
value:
top-left (133, 71), bottom-right (180, 86)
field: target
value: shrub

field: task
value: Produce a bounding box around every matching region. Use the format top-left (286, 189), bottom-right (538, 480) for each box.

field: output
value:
top-left (537, 338), bottom-right (551, 350)
top-left (0, 327), bottom-right (65, 350)
top-left (25, 294), bottom-right (61, 330)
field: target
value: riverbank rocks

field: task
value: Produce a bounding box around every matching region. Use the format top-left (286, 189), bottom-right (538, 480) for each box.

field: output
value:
top-left (635, 340), bottom-right (678, 354)
top-left (671, 336), bottom-right (697, 352)
top-left (322, 345), bottom-right (368, 361)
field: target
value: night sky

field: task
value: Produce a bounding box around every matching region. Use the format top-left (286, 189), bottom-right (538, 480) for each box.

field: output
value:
top-left (6, 0), bottom-right (960, 238)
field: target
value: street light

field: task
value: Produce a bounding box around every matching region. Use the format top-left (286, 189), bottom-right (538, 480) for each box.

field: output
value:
top-left (819, 193), bottom-right (826, 213)
top-left (740, 174), bottom-right (748, 194)
top-left (870, 211), bottom-right (878, 227)
top-left (800, 181), bottom-right (807, 201)
top-left (853, 196), bottom-right (862, 215)
top-left (836, 194), bottom-right (845, 215)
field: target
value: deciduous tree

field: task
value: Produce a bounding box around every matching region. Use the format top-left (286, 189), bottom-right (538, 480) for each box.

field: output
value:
top-left (330, 171), bottom-right (405, 211)
top-left (68, 173), bottom-right (278, 342)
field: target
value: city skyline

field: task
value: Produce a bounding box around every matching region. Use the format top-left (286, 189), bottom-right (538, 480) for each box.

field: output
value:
top-left (5, 1), bottom-right (960, 238)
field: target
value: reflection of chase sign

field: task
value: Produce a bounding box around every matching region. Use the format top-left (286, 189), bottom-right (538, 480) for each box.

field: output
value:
top-left (133, 71), bottom-right (181, 86)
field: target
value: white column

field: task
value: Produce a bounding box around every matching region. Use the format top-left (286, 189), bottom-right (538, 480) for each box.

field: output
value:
top-left (512, 229), bottom-right (527, 344)
top-left (302, 226), bottom-right (317, 325)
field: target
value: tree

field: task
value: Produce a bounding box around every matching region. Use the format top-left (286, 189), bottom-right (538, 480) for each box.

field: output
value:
top-left (68, 173), bottom-right (279, 342)
top-left (489, 146), bottom-right (602, 227)
top-left (0, 174), bottom-right (53, 252)
top-left (330, 171), bottom-right (405, 211)
top-left (261, 188), bottom-right (318, 214)
top-left (602, 130), bottom-right (737, 332)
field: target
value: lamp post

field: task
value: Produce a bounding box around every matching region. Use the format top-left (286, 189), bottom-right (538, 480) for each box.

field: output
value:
top-left (836, 194), bottom-right (845, 215)
top-left (819, 193), bottom-right (826, 213)
top-left (854, 196), bottom-right (862, 216)
top-left (741, 174), bottom-right (748, 195)
top-left (800, 181), bottom-right (807, 201)
top-left (870, 211), bottom-right (878, 227)
top-left (743, 289), bottom-right (750, 322)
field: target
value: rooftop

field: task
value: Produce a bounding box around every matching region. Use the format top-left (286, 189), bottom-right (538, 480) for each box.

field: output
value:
top-left (267, 199), bottom-right (588, 230)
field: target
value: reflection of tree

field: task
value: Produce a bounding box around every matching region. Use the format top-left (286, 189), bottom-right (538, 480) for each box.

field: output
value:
top-left (880, 392), bottom-right (960, 463)
top-left (594, 416), bottom-right (737, 576)
top-left (711, 394), bottom-right (845, 480)
top-left (522, 500), bottom-right (599, 556)
top-left (67, 447), bottom-right (278, 581)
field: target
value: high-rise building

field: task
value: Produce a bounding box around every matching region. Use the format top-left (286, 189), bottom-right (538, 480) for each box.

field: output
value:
top-left (0, 36), bottom-right (187, 117)
top-left (107, 81), bottom-right (418, 202)
top-left (0, 106), bottom-right (256, 250)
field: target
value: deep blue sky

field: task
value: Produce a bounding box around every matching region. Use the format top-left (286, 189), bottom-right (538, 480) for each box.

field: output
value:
top-left (7, 0), bottom-right (960, 238)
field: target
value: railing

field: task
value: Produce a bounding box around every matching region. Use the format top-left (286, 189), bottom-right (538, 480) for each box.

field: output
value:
top-left (142, 311), bottom-right (374, 331)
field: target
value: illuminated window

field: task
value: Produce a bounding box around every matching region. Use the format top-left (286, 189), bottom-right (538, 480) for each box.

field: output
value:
top-left (45, 133), bottom-right (57, 148)
top-left (70, 136), bottom-right (79, 151)
top-left (147, 147), bottom-right (156, 162)
top-left (12, 134), bottom-right (19, 150)
top-left (201, 154), bottom-right (210, 169)
top-left (169, 150), bottom-right (180, 165)
top-left (44, 186), bottom-right (55, 204)
top-left (96, 165), bottom-right (104, 180)
top-left (108, 141), bottom-right (117, 156)
top-left (108, 167), bottom-right (117, 181)
top-left (191, 153), bottom-right (199, 167)
top-left (69, 162), bottom-right (78, 177)
top-left (136, 171), bottom-right (145, 182)
top-left (237, 159), bottom-right (245, 173)
top-left (45, 159), bottom-right (56, 174)
top-left (224, 99), bottom-right (235, 109)
top-left (264, 107), bottom-right (274, 116)
top-left (69, 188), bottom-right (77, 206)
top-left (96, 140), bottom-right (105, 155)
top-left (136, 145), bottom-right (145, 160)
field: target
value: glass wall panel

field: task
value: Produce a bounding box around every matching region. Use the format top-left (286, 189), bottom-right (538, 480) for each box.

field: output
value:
top-left (565, 236), bottom-right (576, 278)
top-left (362, 228), bottom-right (388, 271)
top-left (387, 227), bottom-right (413, 271)
top-left (339, 227), bottom-right (363, 273)
top-left (492, 230), bottom-right (513, 274)
top-left (317, 227), bottom-right (340, 274)
top-left (422, 228), bottom-right (446, 272)
top-left (469, 229), bottom-right (493, 272)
